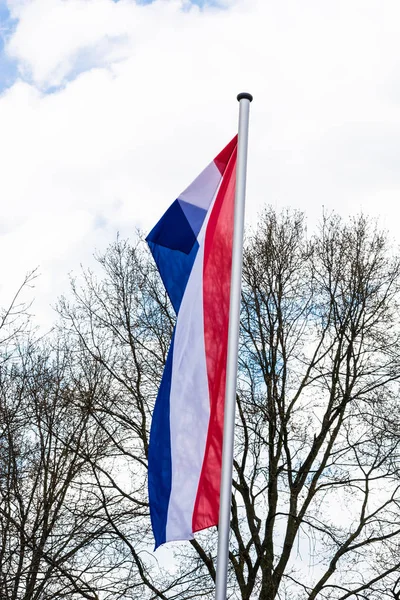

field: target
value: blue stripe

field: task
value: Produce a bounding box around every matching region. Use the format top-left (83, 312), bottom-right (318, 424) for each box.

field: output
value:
top-left (147, 199), bottom-right (196, 253)
top-left (148, 332), bottom-right (175, 548)
top-left (147, 240), bottom-right (199, 314)
top-left (146, 199), bottom-right (199, 313)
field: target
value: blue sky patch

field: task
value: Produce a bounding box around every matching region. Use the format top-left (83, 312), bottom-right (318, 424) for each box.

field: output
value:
top-left (115, 0), bottom-right (220, 5)
top-left (113, 0), bottom-right (155, 3)
top-left (0, 1), bottom-right (18, 93)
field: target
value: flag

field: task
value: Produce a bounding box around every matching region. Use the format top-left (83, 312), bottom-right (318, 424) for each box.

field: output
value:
top-left (146, 136), bottom-right (237, 548)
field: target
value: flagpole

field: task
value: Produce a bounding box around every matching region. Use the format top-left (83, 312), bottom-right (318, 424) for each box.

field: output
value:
top-left (215, 92), bottom-right (253, 600)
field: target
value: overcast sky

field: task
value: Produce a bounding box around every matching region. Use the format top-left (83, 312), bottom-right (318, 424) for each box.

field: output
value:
top-left (1, 0), bottom-right (400, 329)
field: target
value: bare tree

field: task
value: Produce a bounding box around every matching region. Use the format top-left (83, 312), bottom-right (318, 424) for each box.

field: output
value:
top-left (233, 209), bottom-right (400, 599)
top-left (0, 271), bottom-right (153, 599)
top-left (0, 338), bottom-right (133, 599)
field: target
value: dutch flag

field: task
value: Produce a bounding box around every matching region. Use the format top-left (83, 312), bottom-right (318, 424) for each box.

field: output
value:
top-left (147, 136), bottom-right (237, 548)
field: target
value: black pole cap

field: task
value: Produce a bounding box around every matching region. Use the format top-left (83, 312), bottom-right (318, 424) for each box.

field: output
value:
top-left (237, 92), bottom-right (253, 102)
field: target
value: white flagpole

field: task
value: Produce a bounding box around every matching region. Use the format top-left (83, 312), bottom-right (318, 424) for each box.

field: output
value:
top-left (214, 92), bottom-right (253, 600)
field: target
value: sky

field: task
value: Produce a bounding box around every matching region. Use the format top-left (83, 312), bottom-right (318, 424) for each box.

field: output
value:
top-left (1, 0), bottom-right (400, 329)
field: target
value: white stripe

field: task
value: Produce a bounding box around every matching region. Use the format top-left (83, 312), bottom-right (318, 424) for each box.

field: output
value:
top-left (166, 235), bottom-right (209, 542)
top-left (178, 161), bottom-right (221, 210)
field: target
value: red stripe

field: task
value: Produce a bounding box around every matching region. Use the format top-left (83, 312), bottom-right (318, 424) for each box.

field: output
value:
top-left (214, 135), bottom-right (237, 175)
top-left (192, 141), bottom-right (237, 533)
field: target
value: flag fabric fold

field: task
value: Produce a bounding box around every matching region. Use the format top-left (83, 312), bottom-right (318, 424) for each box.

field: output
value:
top-left (146, 136), bottom-right (237, 548)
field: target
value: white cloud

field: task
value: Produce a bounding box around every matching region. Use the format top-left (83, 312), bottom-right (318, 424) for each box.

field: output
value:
top-left (1, 0), bottom-right (400, 328)
top-left (6, 0), bottom-right (214, 88)
top-left (7, 0), bottom-right (130, 86)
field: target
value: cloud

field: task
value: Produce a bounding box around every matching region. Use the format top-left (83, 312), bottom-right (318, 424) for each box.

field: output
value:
top-left (6, 0), bottom-right (228, 89)
top-left (7, 0), bottom-right (135, 88)
top-left (1, 0), bottom-right (400, 328)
